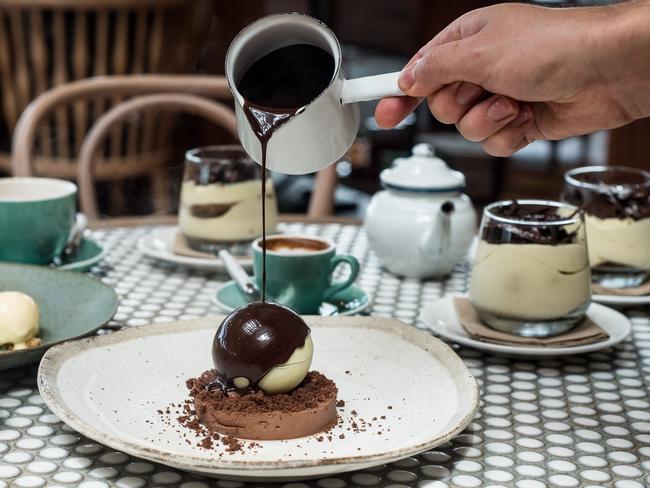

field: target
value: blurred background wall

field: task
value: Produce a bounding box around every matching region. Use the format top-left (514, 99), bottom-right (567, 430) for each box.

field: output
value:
top-left (1, 0), bottom-right (646, 218)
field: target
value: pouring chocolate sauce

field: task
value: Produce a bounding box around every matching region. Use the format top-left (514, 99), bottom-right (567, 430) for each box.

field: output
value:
top-left (238, 43), bottom-right (334, 301)
top-left (208, 44), bottom-right (333, 393)
top-left (224, 13), bottom-right (405, 174)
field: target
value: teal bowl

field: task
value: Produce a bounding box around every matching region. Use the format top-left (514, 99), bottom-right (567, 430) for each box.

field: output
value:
top-left (0, 263), bottom-right (118, 370)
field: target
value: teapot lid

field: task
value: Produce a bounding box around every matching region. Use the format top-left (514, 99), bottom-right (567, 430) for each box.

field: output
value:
top-left (380, 143), bottom-right (465, 192)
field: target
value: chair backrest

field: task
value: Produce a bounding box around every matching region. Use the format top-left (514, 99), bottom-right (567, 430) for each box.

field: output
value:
top-left (77, 92), bottom-right (237, 220)
top-left (12, 74), bottom-right (339, 221)
top-left (0, 0), bottom-right (198, 160)
top-left (12, 74), bottom-right (234, 177)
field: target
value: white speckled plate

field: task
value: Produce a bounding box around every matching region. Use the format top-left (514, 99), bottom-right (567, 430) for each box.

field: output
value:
top-left (136, 226), bottom-right (252, 270)
top-left (38, 316), bottom-right (479, 481)
top-left (422, 294), bottom-right (631, 357)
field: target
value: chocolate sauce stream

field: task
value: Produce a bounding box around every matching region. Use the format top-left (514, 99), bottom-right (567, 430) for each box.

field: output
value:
top-left (208, 44), bottom-right (333, 393)
top-left (242, 103), bottom-right (299, 301)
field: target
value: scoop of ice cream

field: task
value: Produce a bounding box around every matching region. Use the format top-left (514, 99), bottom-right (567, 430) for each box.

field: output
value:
top-left (0, 291), bottom-right (40, 347)
top-left (212, 302), bottom-right (312, 394)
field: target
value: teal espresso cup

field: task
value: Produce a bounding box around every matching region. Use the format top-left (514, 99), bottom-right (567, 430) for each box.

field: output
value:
top-left (252, 234), bottom-right (360, 314)
top-left (0, 177), bottom-right (77, 264)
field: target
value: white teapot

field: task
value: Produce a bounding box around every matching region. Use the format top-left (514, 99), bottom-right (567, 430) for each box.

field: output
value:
top-left (364, 143), bottom-right (476, 278)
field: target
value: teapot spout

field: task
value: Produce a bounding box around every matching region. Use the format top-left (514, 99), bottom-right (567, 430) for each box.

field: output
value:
top-left (419, 200), bottom-right (455, 260)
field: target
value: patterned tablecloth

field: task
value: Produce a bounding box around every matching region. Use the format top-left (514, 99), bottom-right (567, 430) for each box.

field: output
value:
top-left (1, 222), bottom-right (649, 488)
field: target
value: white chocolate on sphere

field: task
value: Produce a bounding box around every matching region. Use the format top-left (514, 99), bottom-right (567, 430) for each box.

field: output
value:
top-left (257, 335), bottom-right (314, 394)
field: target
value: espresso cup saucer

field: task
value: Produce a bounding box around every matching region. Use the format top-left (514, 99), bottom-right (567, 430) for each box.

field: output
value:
top-left (212, 280), bottom-right (370, 316)
top-left (50, 236), bottom-right (106, 272)
top-left (137, 226), bottom-right (252, 271)
top-left (421, 294), bottom-right (631, 357)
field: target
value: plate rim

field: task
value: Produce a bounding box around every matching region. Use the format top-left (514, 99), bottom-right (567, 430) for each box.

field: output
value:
top-left (137, 226), bottom-right (252, 269)
top-left (58, 236), bottom-right (107, 271)
top-left (38, 315), bottom-right (479, 472)
top-left (421, 294), bottom-right (632, 356)
top-left (0, 262), bottom-right (118, 362)
top-left (212, 280), bottom-right (370, 317)
top-left (592, 293), bottom-right (650, 305)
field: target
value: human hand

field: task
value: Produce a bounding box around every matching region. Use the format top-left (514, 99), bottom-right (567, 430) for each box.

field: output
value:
top-left (375, 1), bottom-right (650, 156)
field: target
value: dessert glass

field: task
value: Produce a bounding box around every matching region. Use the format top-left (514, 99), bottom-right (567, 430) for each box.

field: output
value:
top-left (469, 200), bottom-right (591, 337)
top-left (563, 166), bottom-right (650, 288)
top-left (179, 145), bottom-right (278, 253)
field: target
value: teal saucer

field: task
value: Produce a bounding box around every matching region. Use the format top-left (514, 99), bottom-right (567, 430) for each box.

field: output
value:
top-left (54, 237), bottom-right (106, 272)
top-left (0, 262), bottom-right (118, 370)
top-left (213, 280), bottom-right (370, 316)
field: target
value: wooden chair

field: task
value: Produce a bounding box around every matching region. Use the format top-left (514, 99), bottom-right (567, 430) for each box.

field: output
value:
top-left (12, 74), bottom-right (338, 222)
top-left (76, 92), bottom-right (237, 220)
top-left (0, 0), bottom-right (203, 211)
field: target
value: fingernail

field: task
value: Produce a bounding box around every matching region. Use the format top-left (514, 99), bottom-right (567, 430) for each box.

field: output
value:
top-left (399, 62), bottom-right (416, 92)
top-left (512, 106), bottom-right (532, 126)
top-left (487, 96), bottom-right (517, 121)
top-left (456, 83), bottom-right (483, 105)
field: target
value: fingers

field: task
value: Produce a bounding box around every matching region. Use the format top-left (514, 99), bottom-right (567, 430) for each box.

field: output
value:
top-left (481, 105), bottom-right (536, 157)
top-left (435, 92), bottom-right (534, 156)
top-left (456, 94), bottom-right (520, 142)
top-left (399, 39), bottom-right (486, 96)
top-left (378, 12), bottom-right (486, 128)
top-left (375, 96), bottom-right (423, 129)
top-left (427, 82), bottom-right (486, 124)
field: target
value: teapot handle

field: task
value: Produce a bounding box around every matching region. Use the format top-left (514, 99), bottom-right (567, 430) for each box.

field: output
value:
top-left (340, 72), bottom-right (405, 104)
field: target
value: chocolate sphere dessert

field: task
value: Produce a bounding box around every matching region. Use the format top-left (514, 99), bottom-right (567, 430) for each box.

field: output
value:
top-left (212, 302), bottom-right (313, 394)
top-left (184, 302), bottom-right (338, 440)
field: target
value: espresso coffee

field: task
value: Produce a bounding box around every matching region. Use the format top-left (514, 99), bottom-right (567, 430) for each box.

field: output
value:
top-left (264, 237), bottom-right (329, 253)
top-left (237, 43), bottom-right (334, 301)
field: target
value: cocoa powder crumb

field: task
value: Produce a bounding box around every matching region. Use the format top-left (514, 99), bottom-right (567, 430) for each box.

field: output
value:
top-left (221, 435), bottom-right (243, 452)
top-left (199, 436), bottom-right (213, 449)
top-left (188, 371), bottom-right (337, 414)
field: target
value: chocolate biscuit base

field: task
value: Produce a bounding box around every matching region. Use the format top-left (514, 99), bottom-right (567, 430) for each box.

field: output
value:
top-left (187, 370), bottom-right (337, 440)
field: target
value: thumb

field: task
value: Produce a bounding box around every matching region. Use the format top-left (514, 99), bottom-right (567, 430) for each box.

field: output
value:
top-left (399, 39), bottom-right (485, 98)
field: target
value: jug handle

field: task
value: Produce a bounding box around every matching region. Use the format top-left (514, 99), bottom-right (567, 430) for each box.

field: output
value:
top-left (340, 72), bottom-right (405, 104)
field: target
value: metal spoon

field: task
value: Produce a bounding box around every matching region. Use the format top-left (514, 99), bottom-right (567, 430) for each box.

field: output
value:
top-left (51, 213), bottom-right (87, 267)
top-left (217, 249), bottom-right (260, 300)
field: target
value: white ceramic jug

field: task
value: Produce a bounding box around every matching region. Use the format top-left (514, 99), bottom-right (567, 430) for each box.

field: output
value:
top-left (365, 144), bottom-right (477, 278)
top-left (225, 13), bottom-right (405, 175)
